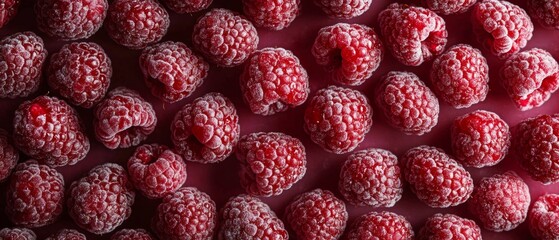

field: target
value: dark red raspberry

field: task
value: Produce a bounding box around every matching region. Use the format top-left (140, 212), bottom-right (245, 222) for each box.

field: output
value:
top-left (240, 47), bottom-right (309, 115)
top-left (242, 0), bottom-right (300, 30)
top-left (162, 0), bottom-right (212, 13)
top-left (0, 129), bottom-right (18, 182)
top-left (376, 71), bottom-right (440, 135)
top-left (13, 96), bottom-right (90, 167)
top-left (419, 213), bottom-right (482, 240)
top-left (314, 0), bottom-right (372, 19)
top-left (500, 48), bottom-right (559, 111)
top-left (420, 0), bottom-right (477, 15)
top-left (0, 31), bottom-right (47, 99)
top-left (402, 146), bottom-right (474, 208)
top-left (106, 0), bottom-right (170, 49)
top-left (68, 163), bottom-right (135, 235)
top-left (192, 8), bottom-right (259, 67)
top-left (284, 189), bottom-right (348, 240)
top-left (236, 132), bottom-right (306, 197)
top-left (219, 194), bottom-right (288, 240)
top-left (345, 211), bottom-right (414, 240)
top-left (47, 42), bottom-right (112, 108)
top-left (529, 194), bottom-right (559, 240)
top-left (152, 187), bottom-right (217, 240)
top-left (45, 229), bottom-right (86, 240)
top-left (468, 171), bottom-right (530, 232)
top-left (528, 0), bottom-right (559, 29)
top-left (171, 92), bottom-right (240, 164)
top-left (378, 3), bottom-right (447, 66)
top-left (94, 87), bottom-right (157, 149)
top-left (0, 228), bottom-right (36, 240)
top-left (0, 0), bottom-right (20, 28)
top-left (312, 23), bottom-right (383, 86)
top-left (430, 44), bottom-right (489, 109)
top-left (451, 110), bottom-right (511, 168)
top-left (304, 86), bottom-right (372, 154)
top-left (140, 41), bottom-right (209, 103)
top-left (111, 229), bottom-right (154, 240)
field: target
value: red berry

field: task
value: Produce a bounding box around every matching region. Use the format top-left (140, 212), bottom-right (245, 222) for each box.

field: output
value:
top-left (0, 129), bottom-right (18, 182)
top-left (240, 47), bottom-right (309, 115)
top-left (0, 228), bottom-right (36, 240)
top-left (312, 23), bottom-right (383, 86)
top-left (94, 87), bottom-right (157, 149)
top-left (528, 0), bottom-right (559, 29)
top-left (111, 229), bottom-right (154, 240)
top-left (171, 92), bottom-right (240, 164)
top-left (420, 0), bottom-right (477, 15)
top-left (162, 0), bottom-right (212, 13)
top-left (0, 0), bottom-right (20, 28)
top-left (242, 0), bottom-right (300, 30)
top-left (529, 194), bottom-right (559, 240)
top-left (345, 211), bottom-right (414, 240)
top-left (314, 0), bottom-right (372, 19)
top-left (419, 213), bottom-right (482, 240)
top-left (45, 229), bottom-right (86, 240)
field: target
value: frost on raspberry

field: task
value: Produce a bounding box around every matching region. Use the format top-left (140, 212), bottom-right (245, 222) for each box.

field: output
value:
top-left (528, 0), bottom-right (559, 29)
top-left (0, 228), bottom-right (36, 240)
top-left (242, 0), bottom-right (300, 30)
top-left (0, 128), bottom-right (18, 182)
top-left (0, 0), bottom-right (20, 28)
top-left (162, 0), bottom-right (212, 13)
top-left (529, 194), bottom-right (559, 240)
top-left (45, 229), bottom-right (86, 240)
top-left (345, 211), bottom-right (414, 240)
top-left (419, 213), bottom-right (482, 240)
top-left (420, 0), bottom-right (477, 15)
top-left (111, 229), bottom-right (154, 240)
top-left (314, 0), bottom-right (372, 19)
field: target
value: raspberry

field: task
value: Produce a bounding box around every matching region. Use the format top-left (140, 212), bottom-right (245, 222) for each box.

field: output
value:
top-left (127, 144), bottom-right (187, 199)
top-left (0, 228), bottom-right (36, 240)
top-left (468, 171), bottom-right (530, 232)
top-left (35, 0), bottom-right (108, 40)
top-left (94, 87), bottom-right (157, 149)
top-left (236, 132), bottom-right (306, 197)
top-left (402, 146), bottom-right (474, 208)
top-left (430, 44), bottom-right (489, 109)
top-left (111, 229), bottom-right (154, 240)
top-left (304, 86), bottom-right (372, 154)
top-left (152, 187), bottom-right (217, 240)
top-left (47, 42), bottom-right (112, 108)
top-left (45, 229), bottom-right (86, 240)
top-left (529, 194), bottom-right (559, 240)
top-left (171, 92), bottom-right (240, 164)
top-left (375, 71), bottom-right (440, 135)
top-left (106, 0), bottom-right (170, 49)
top-left (418, 213), bottom-right (482, 240)
top-left (500, 48), bottom-right (559, 111)
top-left (0, 31), bottom-right (47, 99)
top-left (420, 0), bottom-right (477, 15)
top-left (13, 96), bottom-right (90, 167)
top-left (528, 0), bottom-right (559, 29)
top-left (472, 0), bottom-right (534, 59)
top-left (378, 3), bottom-right (447, 66)
top-left (0, 0), bottom-right (19, 28)
top-left (242, 0), bottom-right (300, 30)
top-left (312, 23), bottom-right (383, 86)
top-left (162, 0), bottom-right (212, 13)
top-left (67, 163), bottom-right (135, 235)
top-left (219, 194), bottom-right (288, 240)
top-left (451, 110), bottom-right (511, 168)
top-left (345, 211), bottom-right (414, 239)
top-left (0, 129), bottom-right (18, 182)
top-left (284, 189), bottom-right (348, 240)
top-left (139, 41), bottom-right (209, 103)
top-left (192, 8), bottom-right (259, 67)
top-left (314, 0), bottom-right (372, 19)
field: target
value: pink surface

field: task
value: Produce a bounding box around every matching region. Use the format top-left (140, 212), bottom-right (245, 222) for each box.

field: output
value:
top-left (1, 0), bottom-right (559, 239)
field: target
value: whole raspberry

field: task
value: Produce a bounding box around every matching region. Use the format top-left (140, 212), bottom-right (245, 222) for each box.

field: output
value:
top-left (171, 92), bottom-right (240, 164)
top-left (127, 144), bottom-right (187, 199)
top-left (106, 0), bottom-right (170, 49)
top-left (219, 194), bottom-right (288, 240)
top-left (418, 213), bottom-right (482, 240)
top-left (345, 211), bottom-right (414, 240)
top-left (242, 0), bottom-right (300, 30)
top-left (338, 148), bottom-right (403, 207)
top-left (472, 0), bottom-right (534, 59)
top-left (192, 8), bottom-right (259, 67)
top-left (152, 187), bottom-right (217, 240)
top-left (500, 48), bottom-right (559, 111)
top-left (0, 129), bottom-right (18, 182)
top-left (378, 3), bottom-right (447, 66)
top-left (468, 171), bottom-right (530, 232)
top-left (0, 32), bottom-right (47, 99)
top-left (402, 146), bottom-right (474, 208)
top-left (94, 87), bottom-right (157, 149)
top-left (314, 0), bottom-right (372, 19)
top-left (0, 228), bottom-right (36, 240)
top-left (529, 194), bottom-right (559, 240)
top-left (67, 163), bottom-right (135, 235)
top-left (420, 0), bottom-right (477, 15)
top-left (312, 23), bottom-right (383, 86)
top-left (139, 41), bottom-right (209, 103)
top-left (13, 96), bottom-right (90, 167)
top-left (376, 71), bottom-right (440, 135)
top-left (284, 189), bottom-right (348, 240)
top-left (304, 86), bottom-right (372, 154)
top-left (45, 229), bottom-right (86, 240)
top-left (162, 0), bottom-right (212, 13)
top-left (111, 229), bottom-right (154, 240)
top-left (47, 42), bottom-right (112, 108)
top-left (0, 0), bottom-right (19, 28)
top-left (451, 110), bottom-right (511, 168)
top-left (430, 44), bottom-right (489, 109)
top-left (528, 0), bottom-right (559, 29)
top-left (35, 0), bottom-right (108, 40)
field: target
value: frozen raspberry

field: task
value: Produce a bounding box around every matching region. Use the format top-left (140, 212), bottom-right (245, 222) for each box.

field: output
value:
top-left (304, 86), bottom-right (372, 154)
top-left (0, 31), bottom-right (47, 99)
top-left (314, 0), bottom-right (372, 19)
top-left (529, 194), bottom-right (559, 240)
top-left (402, 146), bottom-right (474, 208)
top-left (94, 87), bottom-right (157, 149)
top-left (171, 92), bottom-right (240, 164)
top-left (47, 42), bottom-right (112, 108)
top-left (140, 41), bottom-right (209, 103)
top-left (378, 3), bottom-right (447, 66)
top-left (312, 23), bottom-right (383, 86)
top-left (420, 0), bottom-right (477, 15)
top-left (242, 0), bottom-right (300, 30)
top-left (219, 194), bottom-right (288, 240)
top-left (45, 229), bottom-right (86, 240)
top-left (152, 187), bottom-right (217, 240)
top-left (111, 229), bottom-right (154, 240)
top-left (0, 129), bottom-right (18, 182)
top-left (240, 47), bottom-right (309, 115)
top-left (13, 96), bottom-right (90, 167)
top-left (0, 0), bottom-right (19, 28)
top-left (451, 110), bottom-right (511, 168)
top-left (192, 8), bottom-right (258, 67)
top-left (162, 0), bottom-right (212, 13)
top-left (419, 213), bottom-right (482, 240)
top-left (376, 71), bottom-right (440, 135)
top-left (284, 189), bottom-right (348, 240)
top-left (528, 0), bottom-right (559, 29)
top-left (345, 211), bottom-right (414, 240)
top-left (106, 0), bottom-right (170, 49)
top-left (68, 163), bottom-right (135, 235)
top-left (500, 48), bottom-right (559, 111)
top-left (430, 44), bottom-right (489, 108)
top-left (0, 228), bottom-right (36, 240)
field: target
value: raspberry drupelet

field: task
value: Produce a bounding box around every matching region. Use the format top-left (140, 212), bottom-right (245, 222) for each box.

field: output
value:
top-left (345, 211), bottom-right (414, 240)
top-left (528, 0), bottom-right (559, 29)
top-left (529, 194), bottom-right (559, 240)
top-left (0, 129), bottom-right (18, 182)
top-left (420, 0), bottom-right (477, 15)
top-left (111, 229), bottom-right (154, 240)
top-left (162, 0), bottom-right (212, 13)
top-left (45, 229), bottom-right (86, 240)
top-left (418, 213), bottom-right (482, 240)
top-left (0, 0), bottom-right (20, 28)
top-left (314, 0), bottom-right (372, 19)
top-left (0, 228), bottom-right (36, 240)
top-left (242, 0), bottom-right (300, 30)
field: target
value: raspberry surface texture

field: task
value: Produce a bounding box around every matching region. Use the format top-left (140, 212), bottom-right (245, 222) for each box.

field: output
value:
top-left (111, 229), bottom-right (154, 240)
top-left (45, 229), bottom-right (86, 240)
top-left (242, 0), bottom-right (300, 30)
top-left (0, 128), bottom-right (18, 182)
top-left (529, 194), bottom-right (559, 240)
top-left (163, 0), bottom-right (212, 13)
top-left (528, 0), bottom-right (559, 29)
top-left (420, 0), bottom-right (477, 15)
top-left (314, 0), bottom-right (372, 19)
top-left (0, 0), bottom-right (19, 28)
top-left (0, 228), bottom-right (36, 240)
top-left (345, 211), bottom-right (414, 240)
top-left (418, 213), bottom-right (482, 240)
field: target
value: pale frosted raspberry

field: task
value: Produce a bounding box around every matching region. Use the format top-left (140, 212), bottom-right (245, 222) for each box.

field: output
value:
top-left (419, 213), bottom-right (482, 240)
top-left (346, 211), bottom-right (414, 239)
top-left (242, 0), bottom-right (300, 30)
top-left (0, 128), bottom-right (18, 182)
top-left (314, 0), bottom-right (372, 19)
top-left (529, 194), bottom-right (559, 240)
